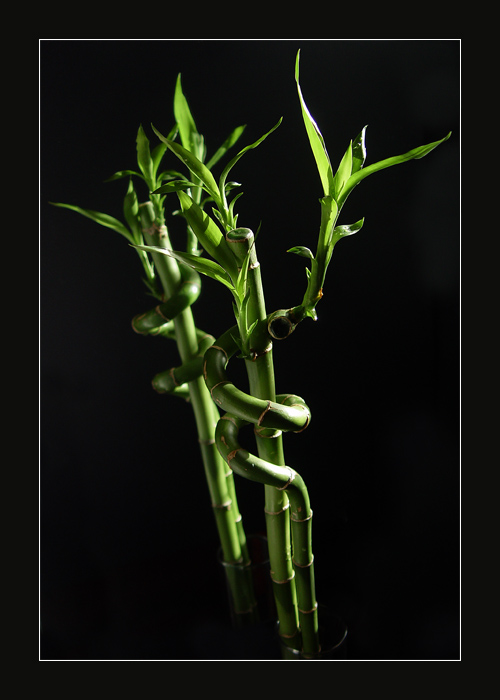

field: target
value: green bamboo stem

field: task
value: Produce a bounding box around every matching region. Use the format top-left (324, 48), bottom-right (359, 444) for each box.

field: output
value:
top-left (226, 229), bottom-right (299, 647)
top-left (214, 410), bottom-right (319, 656)
top-left (225, 229), bottom-right (300, 645)
top-left (138, 202), bottom-right (249, 571)
top-left (131, 265), bottom-right (202, 335)
top-left (225, 227), bottom-right (319, 654)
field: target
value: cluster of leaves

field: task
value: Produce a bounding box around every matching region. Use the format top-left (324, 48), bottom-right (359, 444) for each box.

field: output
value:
top-left (290, 50), bottom-right (451, 321)
top-left (51, 74), bottom-right (264, 306)
top-left (53, 52), bottom-right (451, 333)
top-left (134, 76), bottom-right (283, 347)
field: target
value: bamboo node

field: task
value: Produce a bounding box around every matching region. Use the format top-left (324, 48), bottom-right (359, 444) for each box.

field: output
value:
top-left (198, 437), bottom-right (215, 445)
top-left (169, 367), bottom-right (180, 387)
top-left (254, 425), bottom-right (282, 439)
top-left (293, 411), bottom-right (310, 433)
top-left (298, 602), bottom-right (318, 615)
top-left (250, 342), bottom-right (273, 361)
top-left (212, 499), bottom-right (232, 510)
top-left (151, 379), bottom-right (165, 394)
top-left (155, 304), bottom-right (170, 322)
top-left (270, 572), bottom-right (295, 584)
top-left (210, 380), bottom-right (230, 399)
top-left (209, 345), bottom-right (229, 362)
top-left (257, 401), bottom-right (272, 426)
top-left (292, 555), bottom-right (314, 568)
top-left (278, 629), bottom-right (300, 640)
top-left (277, 469), bottom-right (296, 491)
top-left (264, 502), bottom-right (290, 516)
top-left (131, 316), bottom-right (147, 334)
top-left (290, 509), bottom-right (313, 523)
top-left (226, 448), bottom-right (241, 468)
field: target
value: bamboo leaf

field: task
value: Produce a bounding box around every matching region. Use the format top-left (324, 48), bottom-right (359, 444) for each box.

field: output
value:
top-left (287, 246), bottom-right (314, 260)
top-left (50, 202), bottom-right (134, 243)
top-left (136, 125), bottom-right (155, 190)
top-left (173, 74), bottom-right (206, 163)
top-left (151, 141), bottom-right (169, 180)
top-left (219, 118), bottom-right (283, 195)
top-left (225, 181), bottom-right (242, 192)
top-left (134, 244), bottom-right (235, 291)
top-left (328, 218), bottom-right (365, 257)
top-left (332, 218), bottom-right (365, 239)
top-left (351, 126), bottom-right (368, 174)
top-left (338, 131), bottom-right (452, 208)
top-left (105, 169), bottom-right (143, 182)
top-left (206, 124), bottom-right (247, 170)
top-left (236, 249), bottom-right (251, 299)
top-left (228, 191), bottom-right (244, 223)
top-left (177, 191), bottom-right (238, 280)
top-left (332, 141), bottom-right (352, 202)
top-left (295, 49), bottom-right (334, 197)
top-left (174, 74), bottom-right (199, 152)
top-left (156, 169), bottom-right (189, 184)
top-left (123, 179), bottom-right (142, 244)
top-left (152, 124), bottom-right (221, 202)
top-left (318, 195), bottom-right (338, 256)
top-left (152, 180), bottom-right (197, 195)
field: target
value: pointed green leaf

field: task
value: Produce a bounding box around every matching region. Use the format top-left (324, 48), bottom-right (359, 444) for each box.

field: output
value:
top-left (318, 195), bottom-right (338, 257)
top-left (332, 218), bottom-right (365, 239)
top-left (287, 246), bottom-right (315, 260)
top-left (105, 169), bottom-right (143, 182)
top-left (332, 141), bottom-right (353, 202)
top-left (156, 169), bottom-right (189, 184)
top-left (174, 74), bottom-right (199, 153)
top-left (228, 191), bottom-right (244, 222)
top-left (136, 125), bottom-right (155, 190)
top-left (206, 124), bottom-right (247, 170)
top-left (295, 50), bottom-right (334, 197)
top-left (338, 131), bottom-right (452, 208)
top-left (219, 118), bottom-right (282, 195)
top-left (152, 180), bottom-right (197, 195)
top-left (50, 202), bottom-right (134, 243)
top-left (151, 142), bottom-right (168, 179)
top-left (177, 191), bottom-right (238, 280)
top-left (134, 244), bottom-right (235, 291)
top-left (328, 218), bottom-right (365, 257)
top-left (230, 330), bottom-right (246, 356)
top-left (351, 126), bottom-right (368, 174)
top-left (235, 250), bottom-right (252, 299)
top-left (152, 125), bottom-right (221, 202)
top-left (123, 179), bottom-right (142, 243)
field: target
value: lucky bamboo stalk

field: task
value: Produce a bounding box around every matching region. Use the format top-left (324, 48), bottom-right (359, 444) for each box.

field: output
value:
top-left (203, 312), bottom-right (319, 654)
top-left (52, 49), bottom-right (451, 658)
top-left (138, 201), bottom-right (247, 564)
top-left (51, 118), bottom-right (256, 616)
top-left (225, 227), bottom-right (311, 650)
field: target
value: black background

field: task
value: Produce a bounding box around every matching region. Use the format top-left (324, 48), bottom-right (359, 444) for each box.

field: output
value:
top-left (40, 39), bottom-right (460, 661)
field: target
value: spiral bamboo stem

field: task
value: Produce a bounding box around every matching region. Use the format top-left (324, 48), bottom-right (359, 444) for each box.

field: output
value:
top-left (204, 327), bottom-right (320, 656)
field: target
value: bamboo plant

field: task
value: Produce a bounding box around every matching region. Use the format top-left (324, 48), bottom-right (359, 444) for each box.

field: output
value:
top-left (52, 50), bottom-right (450, 659)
